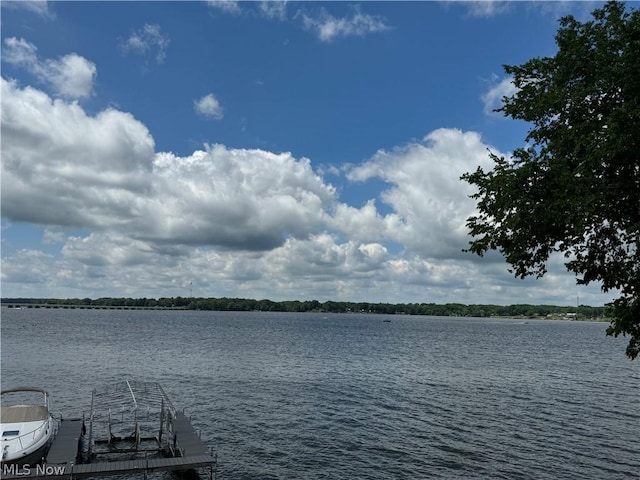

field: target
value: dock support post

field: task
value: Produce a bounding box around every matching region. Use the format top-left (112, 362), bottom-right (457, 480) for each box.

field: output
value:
top-left (107, 409), bottom-right (112, 447)
top-left (135, 422), bottom-right (140, 449)
top-left (158, 397), bottom-right (164, 444)
top-left (88, 393), bottom-right (95, 459)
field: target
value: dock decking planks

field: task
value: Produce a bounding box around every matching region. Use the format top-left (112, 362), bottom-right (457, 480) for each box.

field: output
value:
top-left (46, 418), bottom-right (84, 465)
top-left (2, 454), bottom-right (216, 480)
top-left (172, 411), bottom-right (208, 457)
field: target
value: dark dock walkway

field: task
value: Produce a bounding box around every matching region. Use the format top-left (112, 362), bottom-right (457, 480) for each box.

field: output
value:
top-left (46, 418), bottom-right (85, 465)
top-left (2, 454), bottom-right (216, 480)
top-left (171, 411), bottom-right (208, 457)
top-left (70, 453), bottom-right (215, 478)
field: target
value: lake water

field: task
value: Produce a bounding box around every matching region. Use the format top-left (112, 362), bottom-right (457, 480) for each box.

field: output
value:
top-left (1, 308), bottom-right (638, 479)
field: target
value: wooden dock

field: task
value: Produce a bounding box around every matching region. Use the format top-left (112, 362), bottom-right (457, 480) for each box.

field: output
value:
top-left (1, 454), bottom-right (216, 480)
top-left (1, 383), bottom-right (216, 480)
top-left (46, 418), bottom-right (85, 465)
top-left (170, 412), bottom-right (208, 457)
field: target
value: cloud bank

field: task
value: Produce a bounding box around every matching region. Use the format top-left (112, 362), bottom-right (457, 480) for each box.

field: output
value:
top-left (2, 75), bottom-right (611, 305)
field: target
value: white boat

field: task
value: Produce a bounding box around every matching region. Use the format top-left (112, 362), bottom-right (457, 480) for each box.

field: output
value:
top-left (1, 387), bottom-right (55, 464)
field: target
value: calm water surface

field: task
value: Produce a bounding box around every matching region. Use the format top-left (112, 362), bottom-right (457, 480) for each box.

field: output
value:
top-left (1, 309), bottom-right (638, 479)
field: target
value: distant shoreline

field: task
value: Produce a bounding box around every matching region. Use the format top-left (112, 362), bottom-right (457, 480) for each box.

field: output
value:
top-left (1, 297), bottom-right (608, 321)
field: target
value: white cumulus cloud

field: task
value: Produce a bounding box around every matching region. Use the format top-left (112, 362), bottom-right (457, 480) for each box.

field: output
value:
top-left (1, 77), bottom-right (155, 227)
top-left (194, 93), bottom-right (224, 119)
top-left (150, 146), bottom-right (336, 249)
top-left (2, 37), bottom-right (96, 99)
top-left (1, 79), bottom-right (336, 251)
top-left (346, 128), bottom-right (496, 259)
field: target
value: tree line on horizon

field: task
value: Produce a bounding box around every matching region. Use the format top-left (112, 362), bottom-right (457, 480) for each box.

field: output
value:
top-left (1, 297), bottom-right (607, 319)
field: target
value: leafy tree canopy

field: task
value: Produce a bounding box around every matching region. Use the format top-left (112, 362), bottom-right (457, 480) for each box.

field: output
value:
top-left (462, 1), bottom-right (640, 358)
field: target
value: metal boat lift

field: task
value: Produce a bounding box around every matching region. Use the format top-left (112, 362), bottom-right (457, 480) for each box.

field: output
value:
top-left (88, 380), bottom-right (175, 458)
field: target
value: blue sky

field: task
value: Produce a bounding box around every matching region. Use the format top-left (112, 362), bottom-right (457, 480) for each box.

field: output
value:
top-left (1, 0), bottom-right (617, 305)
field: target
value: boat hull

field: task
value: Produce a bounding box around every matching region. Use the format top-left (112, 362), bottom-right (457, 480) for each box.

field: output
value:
top-left (1, 417), bottom-right (55, 465)
top-left (2, 440), bottom-right (51, 465)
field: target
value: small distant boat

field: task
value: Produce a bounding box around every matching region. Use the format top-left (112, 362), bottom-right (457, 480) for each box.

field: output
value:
top-left (1, 387), bottom-right (55, 464)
